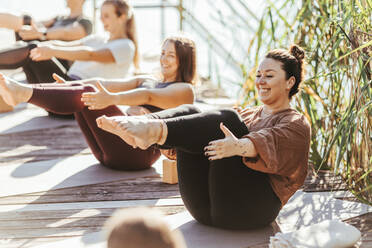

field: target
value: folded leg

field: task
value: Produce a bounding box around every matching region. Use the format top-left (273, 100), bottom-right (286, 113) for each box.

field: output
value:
top-left (176, 150), bottom-right (212, 225)
top-left (78, 106), bottom-right (160, 170)
top-left (28, 82), bottom-right (93, 114)
top-left (149, 104), bottom-right (201, 120)
top-left (162, 107), bottom-right (248, 154)
top-left (28, 82), bottom-right (160, 170)
top-left (0, 43), bottom-right (36, 69)
top-left (209, 156), bottom-right (281, 229)
top-left (23, 58), bottom-right (68, 84)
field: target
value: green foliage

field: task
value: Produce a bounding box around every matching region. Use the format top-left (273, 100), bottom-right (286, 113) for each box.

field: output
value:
top-left (219, 0), bottom-right (372, 203)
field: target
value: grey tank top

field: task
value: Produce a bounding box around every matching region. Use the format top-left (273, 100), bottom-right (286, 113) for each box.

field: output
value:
top-left (139, 81), bottom-right (178, 113)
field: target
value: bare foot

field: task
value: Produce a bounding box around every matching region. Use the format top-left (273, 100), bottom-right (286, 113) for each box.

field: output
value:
top-left (97, 115), bottom-right (164, 150)
top-left (0, 73), bottom-right (32, 106)
top-left (96, 115), bottom-right (138, 148)
top-left (122, 117), bottom-right (164, 150)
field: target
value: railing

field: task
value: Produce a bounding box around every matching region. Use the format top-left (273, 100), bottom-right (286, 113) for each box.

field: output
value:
top-left (92, 0), bottom-right (184, 41)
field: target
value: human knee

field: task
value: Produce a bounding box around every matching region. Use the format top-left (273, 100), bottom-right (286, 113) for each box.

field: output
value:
top-left (219, 108), bottom-right (240, 121)
top-left (105, 208), bottom-right (186, 248)
top-left (219, 109), bottom-right (246, 132)
top-left (82, 84), bottom-right (96, 92)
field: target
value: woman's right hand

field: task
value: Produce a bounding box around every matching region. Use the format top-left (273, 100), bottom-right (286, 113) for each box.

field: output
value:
top-left (204, 123), bottom-right (240, 160)
top-left (81, 81), bottom-right (114, 110)
top-left (18, 25), bottom-right (42, 41)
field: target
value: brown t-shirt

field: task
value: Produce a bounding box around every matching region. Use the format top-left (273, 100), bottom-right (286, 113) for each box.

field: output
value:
top-left (239, 106), bottom-right (311, 207)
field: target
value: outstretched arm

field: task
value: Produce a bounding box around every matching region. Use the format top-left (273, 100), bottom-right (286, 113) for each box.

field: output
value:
top-left (81, 82), bottom-right (194, 110)
top-left (19, 23), bottom-right (87, 41)
top-left (30, 44), bottom-right (116, 63)
top-left (0, 13), bottom-right (23, 31)
top-left (18, 16), bottom-right (90, 41)
top-left (53, 73), bottom-right (152, 93)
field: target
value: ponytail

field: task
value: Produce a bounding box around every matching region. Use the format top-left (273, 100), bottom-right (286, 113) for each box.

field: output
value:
top-left (126, 13), bottom-right (139, 70)
top-left (103, 0), bottom-right (139, 70)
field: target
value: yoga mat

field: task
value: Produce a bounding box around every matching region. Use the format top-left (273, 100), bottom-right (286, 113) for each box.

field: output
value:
top-left (166, 211), bottom-right (274, 248)
top-left (276, 190), bottom-right (372, 233)
top-left (0, 103), bottom-right (76, 134)
top-left (0, 154), bottom-right (163, 198)
top-left (35, 211), bottom-right (274, 248)
top-left (31, 191), bottom-right (372, 248)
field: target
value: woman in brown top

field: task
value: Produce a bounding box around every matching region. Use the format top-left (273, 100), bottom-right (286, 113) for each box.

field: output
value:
top-left (96, 45), bottom-right (311, 229)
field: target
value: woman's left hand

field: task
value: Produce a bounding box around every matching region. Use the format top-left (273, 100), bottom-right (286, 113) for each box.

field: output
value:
top-left (81, 82), bottom-right (114, 110)
top-left (30, 45), bottom-right (54, 61)
top-left (204, 122), bottom-right (239, 160)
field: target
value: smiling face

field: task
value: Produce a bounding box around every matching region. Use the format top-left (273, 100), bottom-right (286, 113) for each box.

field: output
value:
top-left (160, 41), bottom-right (179, 82)
top-left (255, 58), bottom-right (294, 107)
top-left (100, 3), bottom-right (126, 34)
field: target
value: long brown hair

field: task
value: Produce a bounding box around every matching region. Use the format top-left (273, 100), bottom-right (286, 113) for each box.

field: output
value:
top-left (103, 0), bottom-right (139, 70)
top-left (163, 36), bottom-right (197, 84)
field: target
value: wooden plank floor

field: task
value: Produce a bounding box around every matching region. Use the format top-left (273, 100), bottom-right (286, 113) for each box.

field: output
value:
top-left (302, 170), bottom-right (372, 248)
top-left (0, 111), bottom-right (371, 248)
top-left (0, 176), bottom-right (185, 248)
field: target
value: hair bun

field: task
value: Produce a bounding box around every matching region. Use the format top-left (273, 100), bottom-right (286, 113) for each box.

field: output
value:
top-left (289, 44), bottom-right (305, 61)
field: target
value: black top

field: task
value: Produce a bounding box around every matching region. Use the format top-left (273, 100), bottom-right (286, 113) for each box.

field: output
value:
top-left (139, 81), bottom-right (178, 113)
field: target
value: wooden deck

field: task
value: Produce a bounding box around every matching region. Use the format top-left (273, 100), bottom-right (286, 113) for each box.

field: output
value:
top-left (0, 106), bottom-right (371, 248)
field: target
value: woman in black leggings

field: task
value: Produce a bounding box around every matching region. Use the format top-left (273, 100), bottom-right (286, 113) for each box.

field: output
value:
top-left (95, 45), bottom-right (311, 229)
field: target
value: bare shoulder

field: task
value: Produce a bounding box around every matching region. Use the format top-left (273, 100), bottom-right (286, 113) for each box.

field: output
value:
top-left (166, 83), bottom-right (194, 97)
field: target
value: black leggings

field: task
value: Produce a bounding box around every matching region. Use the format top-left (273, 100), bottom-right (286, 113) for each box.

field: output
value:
top-left (0, 43), bottom-right (70, 84)
top-left (151, 105), bottom-right (281, 230)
